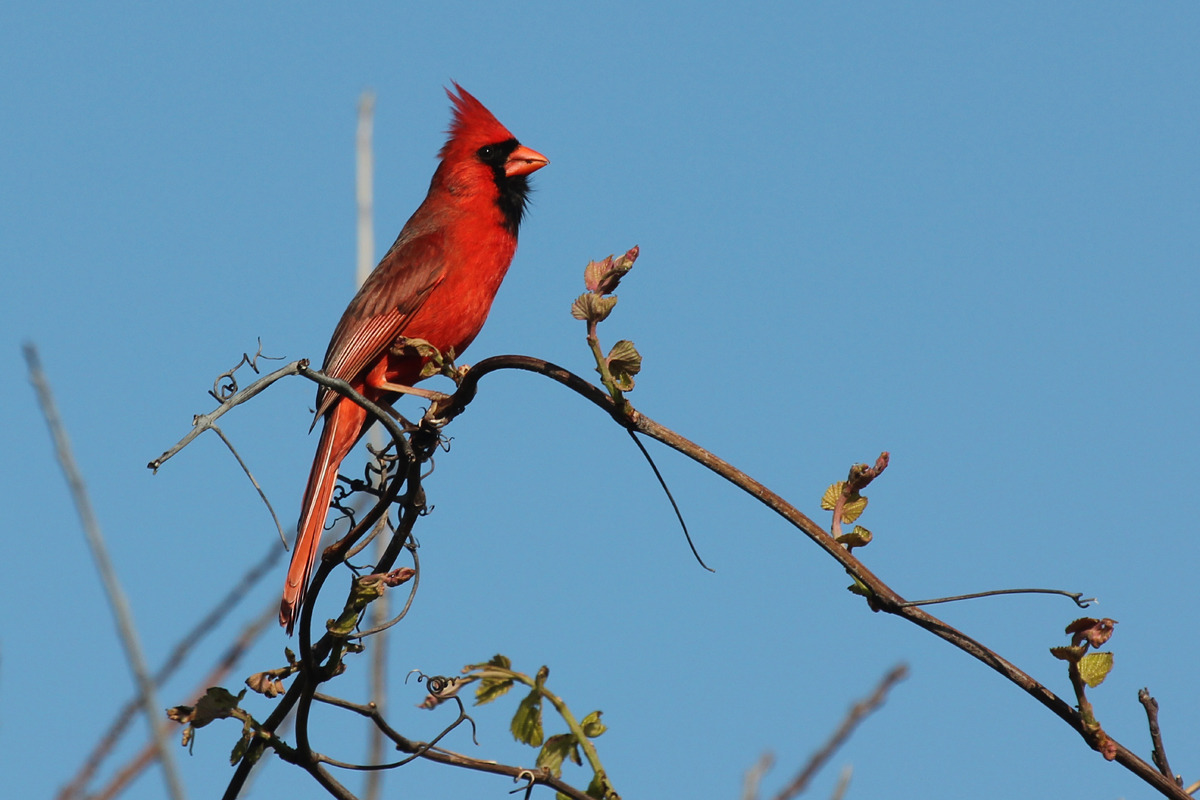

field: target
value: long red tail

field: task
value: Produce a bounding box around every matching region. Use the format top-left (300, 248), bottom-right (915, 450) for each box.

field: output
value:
top-left (280, 398), bottom-right (367, 634)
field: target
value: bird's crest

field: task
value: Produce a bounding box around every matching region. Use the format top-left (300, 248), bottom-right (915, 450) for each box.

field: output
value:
top-left (440, 83), bottom-right (516, 158)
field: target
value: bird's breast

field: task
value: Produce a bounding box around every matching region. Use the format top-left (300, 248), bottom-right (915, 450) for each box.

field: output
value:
top-left (387, 224), bottom-right (518, 380)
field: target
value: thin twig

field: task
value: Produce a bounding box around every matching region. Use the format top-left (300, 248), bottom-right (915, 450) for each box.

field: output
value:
top-left (827, 765), bottom-right (852, 800)
top-left (149, 359), bottom-right (306, 471)
top-left (899, 588), bottom-right (1094, 608)
top-left (769, 663), bottom-right (907, 800)
top-left (1139, 688), bottom-right (1181, 786)
top-left (58, 540), bottom-right (283, 800)
top-left (24, 343), bottom-right (187, 800)
top-left (358, 89), bottom-right (387, 800)
top-left (740, 751), bottom-right (775, 800)
top-left (344, 506), bottom-right (389, 560)
top-left (89, 603), bottom-right (278, 800)
top-left (211, 424), bottom-right (288, 548)
top-left (312, 694), bottom-right (596, 800)
top-left (313, 695), bottom-right (472, 771)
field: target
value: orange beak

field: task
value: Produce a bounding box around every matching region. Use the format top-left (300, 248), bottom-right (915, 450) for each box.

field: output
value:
top-left (504, 144), bottom-right (549, 177)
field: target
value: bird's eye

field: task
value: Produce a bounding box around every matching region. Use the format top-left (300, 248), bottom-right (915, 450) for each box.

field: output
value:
top-left (477, 140), bottom-right (517, 166)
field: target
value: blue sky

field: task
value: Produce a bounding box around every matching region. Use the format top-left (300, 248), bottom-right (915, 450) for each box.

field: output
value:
top-left (2, 2), bottom-right (1198, 798)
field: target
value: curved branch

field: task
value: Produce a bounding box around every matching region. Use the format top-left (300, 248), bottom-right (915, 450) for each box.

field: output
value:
top-left (312, 693), bottom-right (596, 800)
top-left (210, 351), bottom-right (1187, 800)
top-left (436, 354), bottom-right (1191, 800)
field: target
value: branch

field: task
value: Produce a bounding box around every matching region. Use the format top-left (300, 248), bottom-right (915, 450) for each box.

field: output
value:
top-left (740, 752), bottom-right (775, 800)
top-left (88, 603), bottom-right (278, 800)
top-left (220, 371), bottom-right (425, 800)
top-left (434, 354), bottom-right (1194, 800)
top-left (827, 766), bottom-right (852, 800)
top-left (148, 359), bottom-right (305, 472)
top-left (312, 694), bottom-right (597, 800)
top-left (1140, 688), bottom-right (1182, 786)
top-left (769, 663), bottom-right (907, 800)
top-left (196, 349), bottom-right (1187, 799)
top-left (25, 343), bottom-right (187, 800)
top-left (58, 540), bottom-right (282, 800)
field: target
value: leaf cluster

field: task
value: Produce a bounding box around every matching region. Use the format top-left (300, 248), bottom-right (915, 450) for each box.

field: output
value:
top-left (167, 687), bottom-right (260, 765)
top-left (1050, 617), bottom-right (1120, 760)
top-left (572, 247), bottom-right (643, 403)
top-left (459, 655), bottom-right (618, 799)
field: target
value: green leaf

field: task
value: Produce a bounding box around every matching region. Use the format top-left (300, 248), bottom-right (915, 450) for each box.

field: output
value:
top-left (537, 733), bottom-right (579, 778)
top-left (818, 482), bottom-right (867, 523)
top-left (510, 689), bottom-right (544, 747)
top-left (571, 293), bottom-right (619, 323)
top-left (841, 492), bottom-right (868, 524)
top-left (836, 525), bottom-right (873, 550)
top-left (571, 293), bottom-right (591, 320)
top-left (230, 733), bottom-right (251, 765)
top-left (470, 654), bottom-right (515, 704)
top-left (820, 482), bottom-right (843, 511)
top-left (190, 687), bottom-right (247, 729)
top-left (475, 674), bottom-right (514, 706)
top-left (846, 574), bottom-right (871, 597)
top-left (606, 340), bottom-right (642, 391)
top-left (1079, 652), bottom-right (1114, 687)
top-left (326, 574), bottom-right (388, 637)
top-left (581, 710), bottom-right (607, 738)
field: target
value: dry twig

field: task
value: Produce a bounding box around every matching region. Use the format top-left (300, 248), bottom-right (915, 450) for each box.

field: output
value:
top-left (25, 343), bottom-right (186, 800)
top-left (770, 664), bottom-right (907, 800)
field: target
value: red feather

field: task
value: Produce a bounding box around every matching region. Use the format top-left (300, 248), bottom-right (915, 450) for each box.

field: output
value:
top-left (280, 86), bottom-right (548, 633)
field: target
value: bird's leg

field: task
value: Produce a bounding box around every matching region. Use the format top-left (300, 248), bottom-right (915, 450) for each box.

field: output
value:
top-left (372, 380), bottom-right (452, 402)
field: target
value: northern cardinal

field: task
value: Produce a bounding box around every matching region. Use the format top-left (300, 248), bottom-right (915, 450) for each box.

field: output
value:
top-left (280, 86), bottom-right (548, 633)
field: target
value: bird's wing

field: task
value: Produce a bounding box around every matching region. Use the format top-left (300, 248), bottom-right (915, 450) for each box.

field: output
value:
top-left (314, 229), bottom-right (447, 417)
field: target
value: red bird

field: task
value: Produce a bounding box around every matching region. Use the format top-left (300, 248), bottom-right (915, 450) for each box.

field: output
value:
top-left (280, 86), bottom-right (548, 633)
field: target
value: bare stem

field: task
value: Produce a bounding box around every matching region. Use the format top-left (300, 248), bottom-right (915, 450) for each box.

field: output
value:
top-left (58, 540), bottom-right (282, 800)
top-left (1139, 688), bottom-right (1181, 786)
top-left (769, 663), bottom-right (907, 800)
top-left (25, 343), bottom-right (187, 800)
top-left (91, 603), bottom-right (278, 800)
